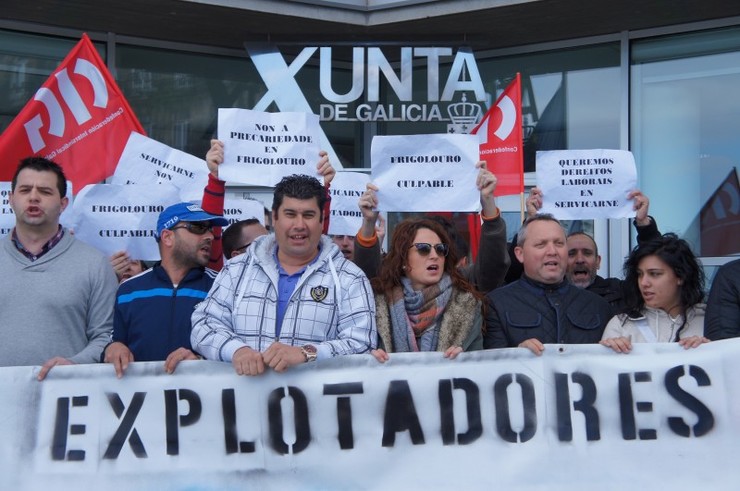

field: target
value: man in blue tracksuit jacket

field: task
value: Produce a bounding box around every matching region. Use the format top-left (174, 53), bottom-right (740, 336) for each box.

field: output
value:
top-left (102, 202), bottom-right (228, 377)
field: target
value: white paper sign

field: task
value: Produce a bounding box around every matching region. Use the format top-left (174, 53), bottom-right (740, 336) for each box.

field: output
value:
top-left (537, 149), bottom-right (637, 219)
top-left (217, 108), bottom-right (322, 186)
top-left (71, 183), bottom-right (181, 260)
top-left (111, 132), bottom-right (210, 202)
top-left (327, 171), bottom-right (370, 236)
top-left (223, 196), bottom-right (267, 226)
top-left (0, 181), bottom-right (75, 236)
top-left (371, 134), bottom-right (479, 212)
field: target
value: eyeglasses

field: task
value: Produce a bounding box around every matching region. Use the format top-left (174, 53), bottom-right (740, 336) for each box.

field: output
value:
top-left (171, 222), bottom-right (213, 235)
top-left (409, 242), bottom-right (449, 257)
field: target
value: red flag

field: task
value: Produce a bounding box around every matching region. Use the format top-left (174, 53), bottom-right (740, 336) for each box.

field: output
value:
top-left (471, 73), bottom-right (524, 197)
top-left (0, 33), bottom-right (145, 192)
top-left (700, 168), bottom-right (740, 256)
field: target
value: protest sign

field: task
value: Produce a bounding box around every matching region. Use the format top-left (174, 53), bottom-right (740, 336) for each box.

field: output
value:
top-left (111, 132), bottom-right (209, 202)
top-left (0, 181), bottom-right (75, 236)
top-left (70, 183), bottom-right (180, 260)
top-left (537, 149), bottom-right (637, 219)
top-left (223, 196), bottom-right (267, 226)
top-left (2, 340), bottom-right (740, 490)
top-left (371, 134), bottom-right (479, 212)
top-left (217, 108), bottom-right (322, 186)
top-left (327, 171), bottom-right (370, 236)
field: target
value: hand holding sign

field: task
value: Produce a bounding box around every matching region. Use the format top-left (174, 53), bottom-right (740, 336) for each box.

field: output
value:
top-left (358, 182), bottom-right (380, 239)
top-left (475, 160), bottom-right (499, 216)
top-left (316, 150), bottom-right (335, 186)
top-left (205, 139), bottom-right (224, 179)
top-left (629, 189), bottom-right (651, 226)
top-left (527, 185), bottom-right (652, 225)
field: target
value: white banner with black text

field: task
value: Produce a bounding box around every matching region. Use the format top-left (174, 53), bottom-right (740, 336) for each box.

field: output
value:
top-left (2, 341), bottom-right (739, 490)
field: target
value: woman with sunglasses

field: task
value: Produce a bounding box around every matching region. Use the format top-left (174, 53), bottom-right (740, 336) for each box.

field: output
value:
top-left (600, 233), bottom-right (708, 353)
top-left (370, 218), bottom-right (484, 362)
top-left (354, 161), bottom-right (509, 295)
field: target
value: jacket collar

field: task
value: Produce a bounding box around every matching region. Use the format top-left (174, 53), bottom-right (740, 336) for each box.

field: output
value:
top-left (521, 274), bottom-right (569, 293)
top-left (153, 263), bottom-right (205, 286)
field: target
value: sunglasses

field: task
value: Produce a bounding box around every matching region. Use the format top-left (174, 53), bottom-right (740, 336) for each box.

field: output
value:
top-left (410, 242), bottom-right (449, 257)
top-left (171, 222), bottom-right (213, 235)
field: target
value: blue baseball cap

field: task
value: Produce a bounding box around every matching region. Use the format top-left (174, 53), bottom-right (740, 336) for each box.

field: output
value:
top-left (156, 202), bottom-right (229, 239)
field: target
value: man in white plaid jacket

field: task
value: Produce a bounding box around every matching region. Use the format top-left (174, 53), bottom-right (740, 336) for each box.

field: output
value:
top-left (191, 174), bottom-right (376, 375)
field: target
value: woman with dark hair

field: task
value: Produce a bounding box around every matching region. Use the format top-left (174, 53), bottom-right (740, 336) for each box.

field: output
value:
top-left (370, 218), bottom-right (484, 362)
top-left (600, 233), bottom-right (707, 353)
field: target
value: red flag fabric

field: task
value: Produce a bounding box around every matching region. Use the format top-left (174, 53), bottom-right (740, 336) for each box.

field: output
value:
top-left (466, 213), bottom-right (481, 260)
top-left (471, 73), bottom-right (524, 197)
top-left (700, 168), bottom-right (740, 256)
top-left (0, 33), bottom-right (145, 192)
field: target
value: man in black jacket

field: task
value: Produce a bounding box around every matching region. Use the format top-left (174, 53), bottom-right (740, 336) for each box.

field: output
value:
top-left (484, 214), bottom-right (612, 355)
top-left (705, 259), bottom-right (740, 340)
top-left (507, 187), bottom-right (660, 312)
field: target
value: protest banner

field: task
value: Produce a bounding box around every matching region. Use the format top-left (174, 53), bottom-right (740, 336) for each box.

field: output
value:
top-left (111, 132), bottom-right (209, 202)
top-left (70, 183), bottom-right (180, 260)
top-left (371, 134), bottom-right (479, 212)
top-left (327, 171), bottom-right (370, 236)
top-left (0, 34), bottom-right (145, 192)
top-left (0, 181), bottom-right (75, 236)
top-left (217, 108), bottom-right (322, 186)
top-left (537, 149), bottom-right (637, 220)
top-left (2, 340), bottom-right (739, 490)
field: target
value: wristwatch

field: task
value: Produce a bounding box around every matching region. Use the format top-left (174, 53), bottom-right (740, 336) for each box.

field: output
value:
top-left (301, 344), bottom-right (318, 363)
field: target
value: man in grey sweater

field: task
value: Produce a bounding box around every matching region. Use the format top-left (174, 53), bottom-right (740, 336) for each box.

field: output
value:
top-left (0, 157), bottom-right (117, 380)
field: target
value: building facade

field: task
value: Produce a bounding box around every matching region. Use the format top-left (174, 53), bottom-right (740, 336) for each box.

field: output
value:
top-left (2, 0), bottom-right (740, 280)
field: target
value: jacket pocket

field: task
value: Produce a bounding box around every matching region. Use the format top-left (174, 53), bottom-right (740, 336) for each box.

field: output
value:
top-left (505, 312), bottom-right (542, 329)
top-left (566, 312), bottom-right (602, 331)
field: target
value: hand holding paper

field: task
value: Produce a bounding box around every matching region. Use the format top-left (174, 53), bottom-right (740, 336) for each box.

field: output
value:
top-left (537, 149), bottom-right (637, 220)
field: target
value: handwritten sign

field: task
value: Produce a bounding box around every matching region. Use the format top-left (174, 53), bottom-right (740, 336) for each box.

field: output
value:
top-left (111, 132), bottom-right (209, 202)
top-left (327, 171), bottom-right (370, 236)
top-left (70, 183), bottom-right (180, 260)
top-left (371, 134), bottom-right (479, 212)
top-left (0, 181), bottom-right (74, 236)
top-left (537, 149), bottom-right (637, 219)
top-left (223, 196), bottom-right (267, 226)
top-left (217, 108), bottom-right (321, 186)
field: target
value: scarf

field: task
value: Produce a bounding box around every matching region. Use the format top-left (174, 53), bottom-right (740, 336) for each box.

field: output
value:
top-left (388, 273), bottom-right (452, 352)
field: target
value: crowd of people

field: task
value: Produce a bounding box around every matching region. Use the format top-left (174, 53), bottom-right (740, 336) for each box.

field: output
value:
top-left (1, 145), bottom-right (739, 380)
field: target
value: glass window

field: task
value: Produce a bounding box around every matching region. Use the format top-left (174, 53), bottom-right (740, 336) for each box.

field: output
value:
top-left (114, 45), bottom-right (263, 160)
top-left (631, 27), bottom-right (740, 258)
top-left (0, 30), bottom-right (102, 132)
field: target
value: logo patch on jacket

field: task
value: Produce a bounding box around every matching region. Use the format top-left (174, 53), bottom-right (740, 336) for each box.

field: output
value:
top-left (310, 286), bottom-right (329, 302)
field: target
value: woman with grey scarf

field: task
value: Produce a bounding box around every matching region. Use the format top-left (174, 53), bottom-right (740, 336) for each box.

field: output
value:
top-left (370, 218), bottom-right (484, 362)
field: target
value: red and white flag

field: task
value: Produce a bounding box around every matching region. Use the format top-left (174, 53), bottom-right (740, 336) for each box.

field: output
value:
top-left (0, 33), bottom-right (145, 192)
top-left (471, 73), bottom-right (524, 197)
